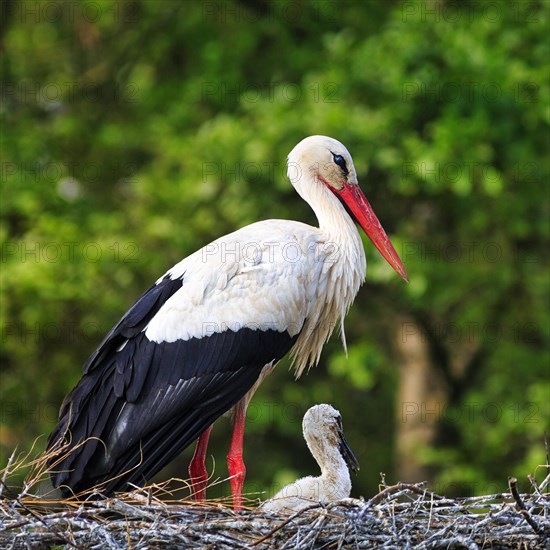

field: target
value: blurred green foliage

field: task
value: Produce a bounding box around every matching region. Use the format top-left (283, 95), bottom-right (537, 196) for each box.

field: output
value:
top-left (1, 0), bottom-right (548, 500)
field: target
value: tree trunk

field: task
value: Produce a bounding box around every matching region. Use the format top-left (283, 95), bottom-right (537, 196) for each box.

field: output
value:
top-left (394, 316), bottom-right (448, 483)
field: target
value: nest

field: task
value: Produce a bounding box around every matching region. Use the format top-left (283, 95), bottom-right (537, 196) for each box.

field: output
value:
top-left (1, 448), bottom-right (549, 548)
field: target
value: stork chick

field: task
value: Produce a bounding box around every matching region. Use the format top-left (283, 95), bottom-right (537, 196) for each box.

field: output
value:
top-left (261, 404), bottom-right (359, 513)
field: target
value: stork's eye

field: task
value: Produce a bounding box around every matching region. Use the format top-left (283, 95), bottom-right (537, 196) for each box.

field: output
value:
top-left (331, 153), bottom-right (349, 176)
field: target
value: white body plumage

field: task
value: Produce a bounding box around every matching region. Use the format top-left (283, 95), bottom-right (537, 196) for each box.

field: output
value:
top-left (146, 214), bottom-right (365, 378)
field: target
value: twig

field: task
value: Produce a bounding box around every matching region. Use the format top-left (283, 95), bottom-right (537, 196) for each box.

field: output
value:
top-left (545, 431), bottom-right (549, 469)
top-left (250, 503), bottom-right (323, 546)
top-left (527, 474), bottom-right (543, 498)
top-left (0, 480), bottom-right (79, 548)
top-left (0, 451), bottom-right (16, 499)
top-left (366, 481), bottom-right (443, 508)
top-left (508, 476), bottom-right (544, 536)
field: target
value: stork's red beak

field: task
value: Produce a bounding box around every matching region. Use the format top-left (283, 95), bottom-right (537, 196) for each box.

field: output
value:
top-left (336, 182), bottom-right (409, 283)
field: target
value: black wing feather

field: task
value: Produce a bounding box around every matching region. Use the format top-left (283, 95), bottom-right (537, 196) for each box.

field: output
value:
top-left (83, 274), bottom-right (184, 375)
top-left (47, 275), bottom-right (298, 496)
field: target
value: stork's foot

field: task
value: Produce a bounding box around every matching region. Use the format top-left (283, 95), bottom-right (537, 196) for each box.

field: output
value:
top-left (189, 462), bottom-right (208, 501)
top-left (227, 452), bottom-right (246, 510)
top-left (189, 426), bottom-right (212, 501)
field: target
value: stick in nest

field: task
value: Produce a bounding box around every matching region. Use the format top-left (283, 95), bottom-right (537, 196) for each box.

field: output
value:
top-left (508, 476), bottom-right (545, 536)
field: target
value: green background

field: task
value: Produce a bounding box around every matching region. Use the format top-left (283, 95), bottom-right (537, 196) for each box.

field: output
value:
top-left (1, 0), bottom-right (548, 502)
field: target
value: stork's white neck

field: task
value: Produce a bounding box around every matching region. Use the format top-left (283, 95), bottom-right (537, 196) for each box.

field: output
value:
top-left (305, 432), bottom-right (352, 495)
top-left (291, 171), bottom-right (361, 244)
top-left (286, 172), bottom-right (367, 377)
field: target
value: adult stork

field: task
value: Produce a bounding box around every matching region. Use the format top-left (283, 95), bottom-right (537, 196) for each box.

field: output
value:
top-left (47, 135), bottom-right (408, 509)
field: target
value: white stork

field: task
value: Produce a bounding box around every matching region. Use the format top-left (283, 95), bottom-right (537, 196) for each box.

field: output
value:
top-left (261, 404), bottom-right (359, 513)
top-left (47, 135), bottom-right (408, 509)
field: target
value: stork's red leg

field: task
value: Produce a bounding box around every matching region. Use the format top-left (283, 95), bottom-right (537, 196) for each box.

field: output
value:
top-left (189, 425), bottom-right (212, 501)
top-left (227, 401), bottom-right (247, 510)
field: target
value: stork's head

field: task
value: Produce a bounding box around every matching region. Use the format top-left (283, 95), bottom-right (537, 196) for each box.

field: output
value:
top-left (287, 135), bottom-right (359, 188)
top-left (288, 135), bottom-right (408, 283)
top-left (303, 404), bottom-right (360, 475)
